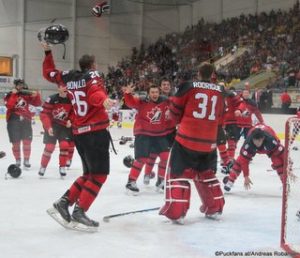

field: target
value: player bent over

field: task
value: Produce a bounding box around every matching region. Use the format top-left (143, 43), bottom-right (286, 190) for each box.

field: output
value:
top-left (39, 85), bottom-right (74, 177)
top-left (160, 63), bottom-right (225, 222)
top-left (223, 124), bottom-right (284, 191)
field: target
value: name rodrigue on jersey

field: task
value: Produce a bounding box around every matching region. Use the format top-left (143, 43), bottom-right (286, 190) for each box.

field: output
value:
top-left (193, 81), bottom-right (222, 92)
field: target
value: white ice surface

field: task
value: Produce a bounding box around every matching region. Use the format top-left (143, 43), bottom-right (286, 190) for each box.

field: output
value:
top-left (0, 118), bottom-right (295, 258)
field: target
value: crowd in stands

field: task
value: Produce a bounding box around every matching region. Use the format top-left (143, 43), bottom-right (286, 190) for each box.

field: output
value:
top-left (104, 2), bottom-right (300, 96)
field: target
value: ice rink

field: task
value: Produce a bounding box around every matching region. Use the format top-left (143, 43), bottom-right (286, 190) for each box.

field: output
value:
top-left (0, 115), bottom-right (298, 258)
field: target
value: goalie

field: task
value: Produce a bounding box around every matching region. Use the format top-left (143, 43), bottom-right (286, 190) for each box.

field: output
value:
top-left (159, 63), bottom-right (225, 223)
top-left (223, 124), bottom-right (284, 191)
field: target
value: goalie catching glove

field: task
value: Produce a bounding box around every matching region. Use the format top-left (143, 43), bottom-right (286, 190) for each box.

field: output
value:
top-left (92, 1), bottom-right (110, 17)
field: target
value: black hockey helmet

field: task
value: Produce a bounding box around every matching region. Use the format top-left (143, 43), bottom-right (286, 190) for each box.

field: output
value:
top-left (7, 164), bottom-right (22, 178)
top-left (38, 24), bottom-right (69, 45)
top-left (123, 155), bottom-right (134, 168)
top-left (13, 79), bottom-right (25, 86)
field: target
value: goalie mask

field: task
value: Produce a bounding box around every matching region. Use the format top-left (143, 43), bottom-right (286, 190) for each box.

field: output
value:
top-left (38, 24), bottom-right (69, 45)
top-left (123, 155), bottom-right (134, 168)
top-left (7, 164), bottom-right (22, 178)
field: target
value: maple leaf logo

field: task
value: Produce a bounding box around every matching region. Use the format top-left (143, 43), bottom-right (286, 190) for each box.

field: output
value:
top-left (53, 107), bottom-right (68, 121)
top-left (15, 97), bottom-right (27, 109)
top-left (147, 107), bottom-right (162, 124)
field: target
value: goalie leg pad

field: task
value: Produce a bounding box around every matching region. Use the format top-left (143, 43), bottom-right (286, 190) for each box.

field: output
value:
top-left (159, 179), bottom-right (191, 220)
top-left (194, 170), bottom-right (225, 215)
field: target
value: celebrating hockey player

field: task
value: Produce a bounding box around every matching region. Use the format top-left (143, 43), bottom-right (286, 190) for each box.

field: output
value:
top-left (144, 78), bottom-right (176, 185)
top-left (235, 88), bottom-right (264, 139)
top-left (42, 42), bottom-right (115, 230)
top-left (4, 79), bottom-right (42, 168)
top-left (123, 83), bottom-right (174, 193)
top-left (160, 63), bottom-right (226, 222)
top-left (38, 85), bottom-right (74, 177)
top-left (223, 87), bottom-right (243, 159)
top-left (223, 124), bottom-right (284, 191)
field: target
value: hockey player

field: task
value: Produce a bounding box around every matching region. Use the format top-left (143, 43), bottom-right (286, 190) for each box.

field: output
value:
top-left (160, 63), bottom-right (226, 222)
top-left (123, 83), bottom-right (174, 193)
top-left (235, 88), bottom-right (264, 139)
top-left (223, 124), bottom-right (284, 191)
top-left (4, 79), bottom-right (42, 168)
top-left (38, 85), bottom-right (74, 177)
top-left (144, 78), bottom-right (176, 185)
top-left (216, 83), bottom-right (234, 174)
top-left (223, 87), bottom-right (243, 159)
top-left (42, 42), bottom-right (115, 229)
top-left (109, 98), bottom-right (122, 128)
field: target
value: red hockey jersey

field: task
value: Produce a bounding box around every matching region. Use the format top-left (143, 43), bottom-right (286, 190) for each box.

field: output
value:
top-left (236, 98), bottom-right (264, 128)
top-left (170, 81), bottom-right (225, 152)
top-left (223, 92), bottom-right (243, 125)
top-left (40, 93), bottom-right (73, 131)
top-left (237, 124), bottom-right (282, 177)
top-left (43, 51), bottom-right (109, 135)
top-left (4, 92), bottom-right (42, 121)
top-left (124, 93), bottom-right (174, 136)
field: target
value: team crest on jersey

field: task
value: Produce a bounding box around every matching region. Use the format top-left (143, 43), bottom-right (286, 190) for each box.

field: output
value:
top-left (53, 107), bottom-right (68, 121)
top-left (164, 106), bottom-right (171, 120)
top-left (147, 107), bottom-right (162, 124)
top-left (15, 97), bottom-right (27, 109)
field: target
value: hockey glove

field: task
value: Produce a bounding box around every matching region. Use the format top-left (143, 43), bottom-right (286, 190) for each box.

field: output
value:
top-left (220, 160), bottom-right (234, 175)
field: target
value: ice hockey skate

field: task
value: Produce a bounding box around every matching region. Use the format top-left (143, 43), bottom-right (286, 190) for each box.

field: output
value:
top-left (143, 174), bottom-right (150, 185)
top-left (47, 207), bottom-right (98, 233)
top-left (66, 159), bottom-right (72, 169)
top-left (38, 167), bottom-right (46, 177)
top-left (59, 167), bottom-right (66, 178)
top-left (16, 159), bottom-right (21, 167)
top-left (47, 206), bottom-right (72, 229)
top-left (47, 196), bottom-right (71, 229)
top-left (155, 177), bottom-right (164, 192)
top-left (70, 204), bottom-right (99, 232)
top-left (205, 212), bottom-right (222, 220)
top-left (23, 159), bottom-right (31, 169)
top-left (125, 180), bottom-right (139, 195)
top-left (172, 216), bottom-right (185, 225)
top-left (47, 197), bottom-right (98, 233)
top-left (223, 176), bottom-right (234, 192)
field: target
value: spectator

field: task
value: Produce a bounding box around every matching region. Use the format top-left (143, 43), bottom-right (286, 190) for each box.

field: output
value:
top-left (252, 88), bottom-right (261, 109)
top-left (295, 69), bottom-right (300, 88)
top-left (280, 89), bottom-right (292, 113)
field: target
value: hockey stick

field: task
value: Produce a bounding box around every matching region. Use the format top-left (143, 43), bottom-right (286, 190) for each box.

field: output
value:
top-left (103, 207), bottom-right (160, 222)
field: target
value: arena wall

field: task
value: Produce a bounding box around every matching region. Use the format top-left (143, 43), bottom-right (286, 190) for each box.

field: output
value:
top-left (0, 104), bottom-right (294, 141)
top-left (0, 0), bottom-right (297, 91)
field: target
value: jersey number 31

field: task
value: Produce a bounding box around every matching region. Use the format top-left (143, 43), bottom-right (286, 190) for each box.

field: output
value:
top-left (192, 93), bottom-right (218, 120)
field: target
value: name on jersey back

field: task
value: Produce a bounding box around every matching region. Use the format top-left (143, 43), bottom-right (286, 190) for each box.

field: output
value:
top-left (193, 82), bottom-right (221, 92)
